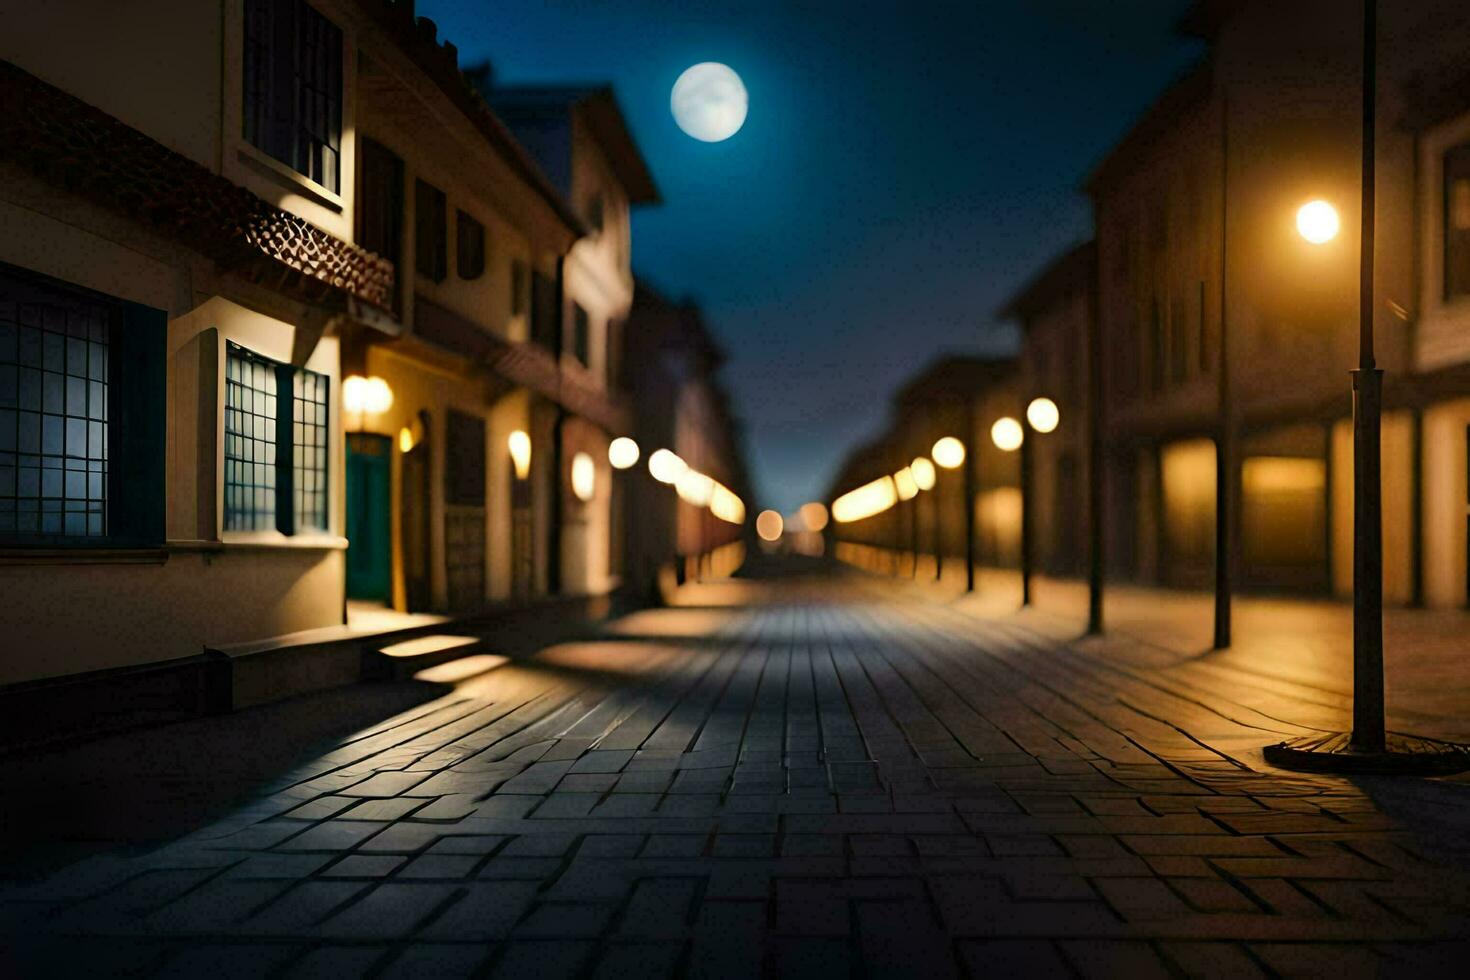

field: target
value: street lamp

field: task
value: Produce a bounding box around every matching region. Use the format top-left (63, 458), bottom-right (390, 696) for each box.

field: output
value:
top-left (932, 436), bottom-right (974, 591)
top-left (1264, 0), bottom-right (1467, 774)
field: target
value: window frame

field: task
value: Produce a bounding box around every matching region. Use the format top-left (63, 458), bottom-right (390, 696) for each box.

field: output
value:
top-left (456, 209), bottom-right (486, 281)
top-left (414, 178), bottom-right (448, 284)
top-left (223, 341), bottom-right (330, 537)
top-left (241, 0), bottom-right (344, 195)
top-left (0, 261), bottom-right (165, 549)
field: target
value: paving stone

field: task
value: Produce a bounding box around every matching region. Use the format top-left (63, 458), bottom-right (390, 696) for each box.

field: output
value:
top-left (321, 855), bottom-right (406, 878)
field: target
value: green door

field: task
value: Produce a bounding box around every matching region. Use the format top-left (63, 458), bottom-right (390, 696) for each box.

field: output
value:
top-left (346, 433), bottom-right (392, 601)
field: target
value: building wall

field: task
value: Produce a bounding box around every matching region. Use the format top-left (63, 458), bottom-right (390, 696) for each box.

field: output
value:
top-left (0, 185), bottom-right (347, 685)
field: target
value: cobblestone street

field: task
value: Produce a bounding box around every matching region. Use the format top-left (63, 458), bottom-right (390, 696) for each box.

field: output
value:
top-left (5, 564), bottom-right (1470, 978)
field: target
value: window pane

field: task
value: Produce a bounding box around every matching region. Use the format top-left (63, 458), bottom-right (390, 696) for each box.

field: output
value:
top-left (0, 278), bottom-right (109, 541)
top-left (456, 210), bottom-right (485, 280)
top-left (242, 0), bottom-right (342, 193)
top-left (1445, 142), bottom-right (1470, 300)
top-left (224, 342), bottom-right (279, 530)
top-left (415, 179), bottom-right (448, 283)
top-left (293, 366), bottom-right (329, 532)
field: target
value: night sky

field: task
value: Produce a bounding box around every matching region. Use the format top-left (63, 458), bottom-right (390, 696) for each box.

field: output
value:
top-left (420, 0), bottom-right (1201, 514)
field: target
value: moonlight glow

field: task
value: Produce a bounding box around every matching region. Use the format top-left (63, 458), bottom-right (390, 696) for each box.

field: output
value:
top-left (671, 62), bottom-right (748, 142)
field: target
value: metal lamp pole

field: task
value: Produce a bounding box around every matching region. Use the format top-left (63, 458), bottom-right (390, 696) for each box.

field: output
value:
top-left (1349, 0), bottom-right (1385, 753)
top-left (1264, 0), bottom-right (1467, 773)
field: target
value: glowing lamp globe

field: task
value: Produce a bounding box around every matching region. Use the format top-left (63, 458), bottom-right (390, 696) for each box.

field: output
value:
top-left (756, 510), bottom-right (784, 542)
top-left (570, 452), bottom-right (596, 502)
top-left (1296, 200), bottom-right (1340, 245)
top-left (608, 436), bottom-right (640, 470)
top-left (799, 501), bottom-right (829, 532)
top-left (932, 437), bottom-right (966, 470)
top-left (1026, 397), bottom-right (1060, 434)
top-left (910, 457), bottom-right (936, 491)
top-left (671, 62), bottom-right (748, 142)
top-left (507, 430), bottom-right (532, 480)
top-left (991, 417), bottom-right (1024, 452)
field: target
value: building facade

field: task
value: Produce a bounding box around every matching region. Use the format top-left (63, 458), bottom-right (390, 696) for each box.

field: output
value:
top-left (1082, 0), bottom-right (1470, 608)
top-left (0, 0), bottom-right (719, 735)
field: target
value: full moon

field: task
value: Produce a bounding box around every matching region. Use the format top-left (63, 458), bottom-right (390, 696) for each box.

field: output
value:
top-left (671, 62), bottom-right (747, 142)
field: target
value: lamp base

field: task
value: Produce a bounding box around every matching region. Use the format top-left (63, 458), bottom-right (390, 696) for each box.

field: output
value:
top-left (1263, 731), bottom-right (1470, 775)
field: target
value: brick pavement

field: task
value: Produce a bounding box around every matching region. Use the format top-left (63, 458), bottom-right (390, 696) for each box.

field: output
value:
top-left (5, 566), bottom-right (1470, 978)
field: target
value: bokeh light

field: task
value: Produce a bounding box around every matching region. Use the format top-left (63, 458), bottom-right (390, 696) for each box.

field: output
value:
top-left (991, 416), bottom-right (1024, 452)
top-left (932, 436), bottom-right (966, 469)
top-left (508, 430), bottom-right (532, 479)
top-left (571, 451), bottom-right (596, 502)
top-left (608, 436), bottom-right (640, 470)
top-left (893, 467), bottom-right (918, 500)
top-left (798, 501), bottom-right (829, 532)
top-left (648, 448), bottom-right (687, 484)
top-left (1296, 199), bottom-right (1340, 244)
top-left (831, 476), bottom-right (898, 523)
top-left (1026, 397), bottom-right (1059, 434)
top-left (756, 509), bottom-right (784, 541)
top-left (910, 457), bottom-right (936, 490)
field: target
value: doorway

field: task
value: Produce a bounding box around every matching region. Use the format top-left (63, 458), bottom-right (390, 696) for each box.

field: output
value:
top-left (346, 432), bottom-right (391, 601)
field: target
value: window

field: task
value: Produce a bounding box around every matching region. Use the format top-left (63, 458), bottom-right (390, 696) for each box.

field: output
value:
top-left (224, 342), bottom-right (329, 534)
top-left (444, 410), bottom-right (486, 506)
top-left (511, 260), bottom-right (529, 317)
top-left (1444, 142), bottom-right (1470, 300)
top-left (456, 210), bottom-right (485, 280)
top-left (572, 303), bottom-right (590, 366)
top-left (293, 368), bottom-right (329, 531)
top-left (531, 271), bottom-right (557, 350)
top-left (357, 138), bottom-right (403, 312)
top-left (415, 179), bottom-right (447, 283)
top-left (0, 263), bottom-right (165, 546)
top-left (243, 0), bottom-right (342, 193)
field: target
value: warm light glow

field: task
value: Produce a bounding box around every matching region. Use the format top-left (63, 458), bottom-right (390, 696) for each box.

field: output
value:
top-left (799, 501), bottom-right (829, 532)
top-left (991, 416), bottom-right (1024, 452)
top-left (1296, 199), bottom-right (1340, 244)
top-left (1026, 397), bottom-right (1059, 434)
top-left (342, 375), bottom-right (393, 415)
top-left (710, 483), bottom-right (746, 524)
top-left (397, 427), bottom-right (415, 453)
top-left (910, 457), bottom-right (936, 491)
top-left (1242, 456), bottom-right (1326, 494)
top-left (893, 467), bottom-right (918, 501)
top-left (571, 451), bottom-right (596, 502)
top-left (648, 448), bottom-right (687, 484)
top-left (932, 436), bottom-right (966, 469)
top-left (756, 509), bottom-right (784, 541)
top-left (831, 476), bottom-right (898, 524)
top-left (676, 468), bottom-right (715, 507)
top-left (379, 634), bottom-right (479, 659)
top-left (608, 436), bottom-right (640, 470)
top-left (508, 430), bottom-right (532, 480)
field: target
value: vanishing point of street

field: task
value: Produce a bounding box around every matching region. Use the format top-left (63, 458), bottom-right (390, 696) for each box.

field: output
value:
top-left (5, 559), bottom-right (1470, 978)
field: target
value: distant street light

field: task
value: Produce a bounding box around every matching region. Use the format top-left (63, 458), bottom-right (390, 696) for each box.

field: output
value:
top-left (647, 448), bottom-right (686, 484)
top-left (910, 456), bottom-right (936, 579)
top-left (608, 436), bottom-right (640, 470)
top-left (931, 437), bottom-right (965, 469)
top-left (989, 417), bottom-right (1023, 453)
top-left (756, 509), bottom-right (784, 542)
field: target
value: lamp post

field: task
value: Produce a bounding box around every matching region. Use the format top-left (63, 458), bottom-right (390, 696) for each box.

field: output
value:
top-left (911, 456), bottom-right (935, 579)
top-left (990, 415), bottom-right (1026, 600)
top-left (1264, 0), bottom-right (1467, 773)
top-left (1013, 398), bottom-right (1060, 606)
top-left (932, 436), bottom-right (970, 590)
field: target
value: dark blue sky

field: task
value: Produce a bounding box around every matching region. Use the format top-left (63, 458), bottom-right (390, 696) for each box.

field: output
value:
top-left (422, 0), bottom-right (1201, 513)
